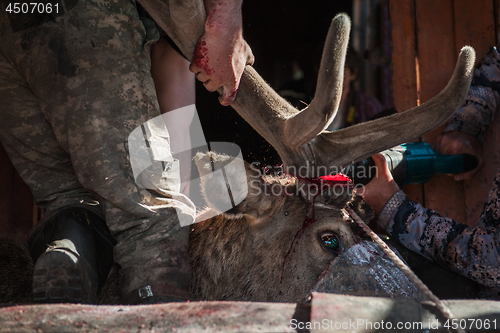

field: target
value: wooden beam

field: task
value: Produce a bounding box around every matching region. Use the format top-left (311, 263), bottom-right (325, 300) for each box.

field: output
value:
top-left (389, 0), bottom-right (424, 204)
top-left (2, 294), bottom-right (500, 332)
top-left (415, 0), bottom-right (467, 224)
top-left (0, 301), bottom-right (298, 332)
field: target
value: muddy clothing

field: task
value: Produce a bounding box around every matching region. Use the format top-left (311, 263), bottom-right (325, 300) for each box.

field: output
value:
top-left (0, 0), bottom-right (195, 298)
top-left (377, 47), bottom-right (500, 291)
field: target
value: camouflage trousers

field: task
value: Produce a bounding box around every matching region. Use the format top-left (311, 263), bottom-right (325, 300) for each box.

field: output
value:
top-left (0, 0), bottom-right (195, 297)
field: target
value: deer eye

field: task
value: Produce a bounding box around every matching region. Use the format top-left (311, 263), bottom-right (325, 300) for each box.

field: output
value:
top-left (320, 232), bottom-right (340, 251)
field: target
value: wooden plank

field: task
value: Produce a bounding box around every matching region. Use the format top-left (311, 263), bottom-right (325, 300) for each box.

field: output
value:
top-left (2, 295), bottom-right (500, 332)
top-left (310, 293), bottom-right (500, 333)
top-left (415, 0), bottom-right (467, 224)
top-left (454, 0), bottom-right (495, 56)
top-left (310, 293), bottom-right (423, 333)
top-left (389, 0), bottom-right (424, 204)
top-left (415, 0), bottom-right (457, 106)
top-left (453, 0), bottom-right (497, 227)
top-left (389, 0), bottom-right (418, 112)
top-left (0, 302), bottom-right (298, 332)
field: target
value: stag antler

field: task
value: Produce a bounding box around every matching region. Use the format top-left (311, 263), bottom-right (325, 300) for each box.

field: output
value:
top-left (139, 0), bottom-right (475, 178)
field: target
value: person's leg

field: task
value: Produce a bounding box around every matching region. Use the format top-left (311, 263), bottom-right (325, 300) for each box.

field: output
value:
top-left (0, 0), bottom-right (195, 303)
top-left (151, 37), bottom-right (196, 197)
top-left (151, 37), bottom-right (196, 112)
top-left (0, 47), bottom-right (113, 303)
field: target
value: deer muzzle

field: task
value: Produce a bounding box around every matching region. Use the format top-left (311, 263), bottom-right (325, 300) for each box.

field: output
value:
top-left (310, 240), bottom-right (428, 301)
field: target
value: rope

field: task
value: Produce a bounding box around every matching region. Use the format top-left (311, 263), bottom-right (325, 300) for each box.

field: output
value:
top-left (344, 206), bottom-right (465, 333)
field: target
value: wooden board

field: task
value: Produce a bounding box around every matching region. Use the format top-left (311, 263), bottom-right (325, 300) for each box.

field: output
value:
top-left (2, 294), bottom-right (500, 332)
top-left (0, 301), bottom-right (298, 332)
top-left (389, 0), bottom-right (424, 204)
top-left (391, 0), bottom-right (498, 226)
top-left (415, 0), bottom-right (466, 224)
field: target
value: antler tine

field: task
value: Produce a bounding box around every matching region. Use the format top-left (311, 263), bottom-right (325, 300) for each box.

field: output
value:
top-left (141, 0), bottom-right (475, 179)
top-left (227, 14), bottom-right (351, 158)
top-left (284, 13), bottom-right (351, 148)
top-left (287, 46), bottom-right (475, 175)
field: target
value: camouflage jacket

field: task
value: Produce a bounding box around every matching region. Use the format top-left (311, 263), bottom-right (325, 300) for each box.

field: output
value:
top-left (377, 47), bottom-right (500, 291)
top-left (443, 46), bottom-right (500, 143)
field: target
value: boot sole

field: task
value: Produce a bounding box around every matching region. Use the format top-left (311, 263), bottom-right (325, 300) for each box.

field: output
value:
top-left (32, 249), bottom-right (95, 303)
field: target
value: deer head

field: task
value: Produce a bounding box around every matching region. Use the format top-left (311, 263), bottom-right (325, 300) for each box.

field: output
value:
top-left (138, 0), bottom-right (475, 302)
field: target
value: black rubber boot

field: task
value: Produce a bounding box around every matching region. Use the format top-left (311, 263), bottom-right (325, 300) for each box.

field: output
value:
top-left (28, 206), bottom-right (115, 304)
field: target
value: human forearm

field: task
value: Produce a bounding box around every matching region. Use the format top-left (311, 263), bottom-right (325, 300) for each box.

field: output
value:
top-left (363, 149), bottom-right (500, 290)
top-left (378, 190), bottom-right (500, 290)
top-left (204, 0), bottom-right (244, 33)
top-left (151, 37), bottom-right (196, 196)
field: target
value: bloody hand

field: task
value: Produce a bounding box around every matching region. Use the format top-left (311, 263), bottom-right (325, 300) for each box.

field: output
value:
top-left (190, 6), bottom-right (254, 106)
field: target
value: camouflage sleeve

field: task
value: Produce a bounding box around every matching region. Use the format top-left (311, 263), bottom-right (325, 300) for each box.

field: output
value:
top-left (443, 47), bottom-right (500, 144)
top-left (377, 190), bottom-right (500, 290)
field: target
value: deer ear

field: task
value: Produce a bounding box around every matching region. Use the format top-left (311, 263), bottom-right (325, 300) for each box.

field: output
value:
top-left (194, 152), bottom-right (272, 219)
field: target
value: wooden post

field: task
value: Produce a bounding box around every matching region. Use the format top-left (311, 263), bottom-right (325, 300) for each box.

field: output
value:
top-left (414, 0), bottom-right (467, 224)
top-left (390, 0), bottom-right (497, 226)
top-left (389, 0), bottom-right (423, 204)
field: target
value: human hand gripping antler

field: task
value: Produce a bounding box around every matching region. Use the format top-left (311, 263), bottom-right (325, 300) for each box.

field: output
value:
top-left (189, 0), bottom-right (254, 106)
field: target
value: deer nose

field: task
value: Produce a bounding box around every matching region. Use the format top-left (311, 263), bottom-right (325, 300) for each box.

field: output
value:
top-left (309, 240), bottom-right (429, 301)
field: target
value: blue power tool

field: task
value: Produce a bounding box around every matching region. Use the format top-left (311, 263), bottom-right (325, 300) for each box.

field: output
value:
top-left (342, 142), bottom-right (479, 186)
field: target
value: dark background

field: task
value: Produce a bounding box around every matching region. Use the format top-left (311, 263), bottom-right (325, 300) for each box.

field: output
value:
top-left (196, 1), bottom-right (353, 167)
